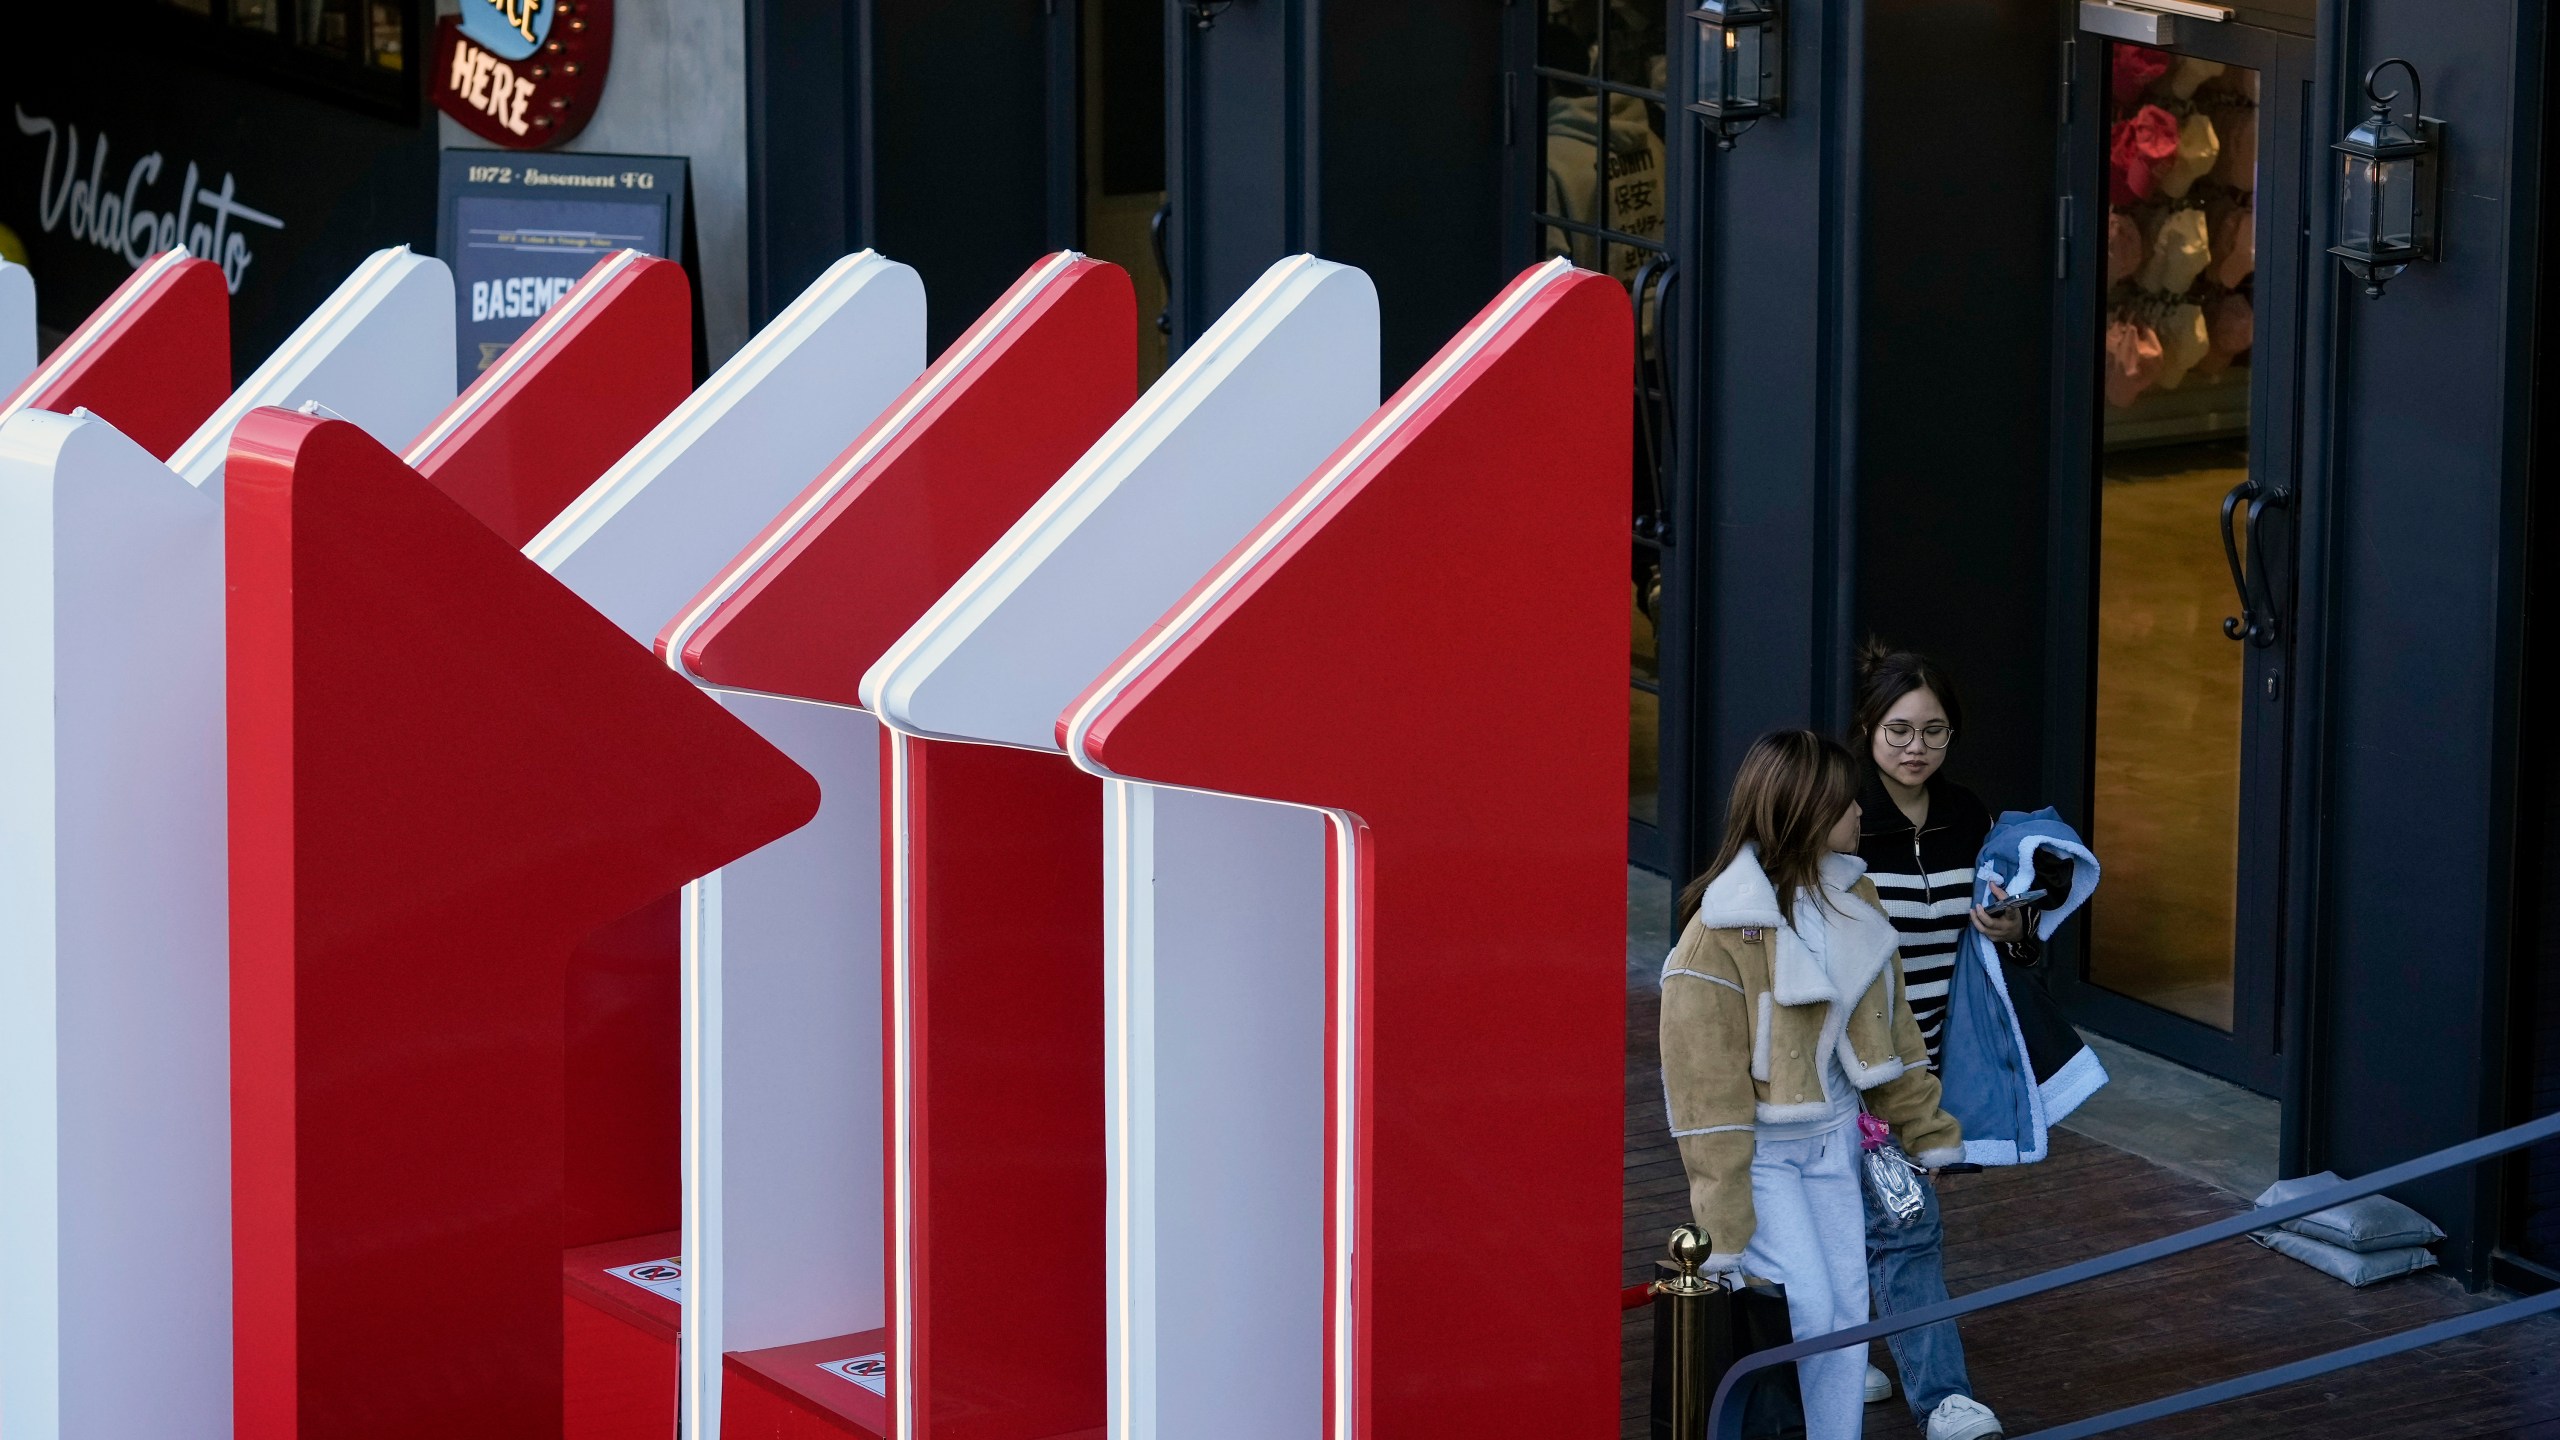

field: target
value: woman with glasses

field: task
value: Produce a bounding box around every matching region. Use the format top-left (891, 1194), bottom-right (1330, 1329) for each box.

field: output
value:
top-left (1845, 640), bottom-right (2014, 1440)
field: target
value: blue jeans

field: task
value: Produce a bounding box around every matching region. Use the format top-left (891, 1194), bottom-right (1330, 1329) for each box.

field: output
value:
top-left (1864, 1168), bottom-right (1973, 1425)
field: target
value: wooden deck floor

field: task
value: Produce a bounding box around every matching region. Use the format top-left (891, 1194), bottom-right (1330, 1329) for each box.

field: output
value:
top-left (1622, 962), bottom-right (2560, 1439)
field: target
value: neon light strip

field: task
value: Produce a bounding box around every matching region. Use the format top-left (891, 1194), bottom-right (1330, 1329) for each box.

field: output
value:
top-left (660, 251), bottom-right (1081, 681)
top-left (1326, 808), bottom-right (1360, 1440)
top-left (168, 244), bottom-right (416, 482)
top-left (888, 731), bottom-right (918, 1440)
top-left (401, 248), bottom-right (645, 466)
top-left (0, 247), bottom-right (192, 429)
top-left (860, 253), bottom-right (1328, 734)
top-left (1106, 778), bottom-right (1138, 1440)
top-left (678, 872), bottom-right (716, 1440)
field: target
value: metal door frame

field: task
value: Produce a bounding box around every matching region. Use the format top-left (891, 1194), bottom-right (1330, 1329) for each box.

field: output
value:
top-left (2042, 13), bottom-right (2317, 1097)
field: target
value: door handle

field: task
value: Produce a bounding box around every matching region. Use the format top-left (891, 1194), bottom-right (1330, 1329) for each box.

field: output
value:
top-left (1148, 200), bottom-right (1172, 338)
top-left (2219, 478), bottom-right (2289, 648)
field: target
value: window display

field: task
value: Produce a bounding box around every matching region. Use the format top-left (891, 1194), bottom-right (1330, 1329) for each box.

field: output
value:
top-left (2103, 43), bottom-right (2258, 446)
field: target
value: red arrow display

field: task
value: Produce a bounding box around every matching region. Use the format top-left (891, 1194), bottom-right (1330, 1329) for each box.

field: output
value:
top-left (1067, 263), bottom-right (1630, 1438)
top-left (224, 408), bottom-right (819, 1439)
top-left (0, 249), bottom-right (231, 460)
top-left (406, 248), bottom-right (694, 548)
top-left (660, 253), bottom-right (1135, 1439)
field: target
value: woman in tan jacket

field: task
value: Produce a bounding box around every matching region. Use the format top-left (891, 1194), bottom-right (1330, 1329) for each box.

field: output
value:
top-left (1660, 730), bottom-right (1963, 1440)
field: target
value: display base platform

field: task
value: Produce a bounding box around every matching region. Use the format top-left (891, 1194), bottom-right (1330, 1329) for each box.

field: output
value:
top-left (722, 1330), bottom-right (891, 1439)
top-left (565, 1230), bottom-right (681, 1440)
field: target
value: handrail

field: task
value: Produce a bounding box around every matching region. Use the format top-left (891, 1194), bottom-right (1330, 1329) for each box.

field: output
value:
top-left (1704, 1108), bottom-right (2560, 1440)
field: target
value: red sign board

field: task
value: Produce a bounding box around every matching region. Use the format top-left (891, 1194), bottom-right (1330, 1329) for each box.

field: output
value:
top-left (432, 0), bottom-right (614, 150)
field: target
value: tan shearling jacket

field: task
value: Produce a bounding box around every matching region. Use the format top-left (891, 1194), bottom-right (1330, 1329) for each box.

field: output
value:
top-left (1659, 845), bottom-right (1963, 1270)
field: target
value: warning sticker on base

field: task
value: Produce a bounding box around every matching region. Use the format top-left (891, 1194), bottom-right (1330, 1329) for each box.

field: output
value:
top-left (604, 1256), bottom-right (685, 1304)
top-left (817, 1352), bottom-right (888, 1397)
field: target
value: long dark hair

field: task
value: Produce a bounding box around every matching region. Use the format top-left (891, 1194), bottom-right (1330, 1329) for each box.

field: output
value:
top-left (1850, 637), bottom-right (1965, 758)
top-left (1678, 730), bottom-right (1861, 925)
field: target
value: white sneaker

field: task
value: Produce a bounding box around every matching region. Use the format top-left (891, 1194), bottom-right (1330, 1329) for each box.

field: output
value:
top-left (1925, 1394), bottom-right (2004, 1440)
top-left (1864, 1362), bottom-right (1894, 1404)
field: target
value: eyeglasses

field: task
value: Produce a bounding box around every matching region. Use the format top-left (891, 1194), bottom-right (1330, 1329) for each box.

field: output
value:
top-left (1877, 721), bottom-right (1953, 751)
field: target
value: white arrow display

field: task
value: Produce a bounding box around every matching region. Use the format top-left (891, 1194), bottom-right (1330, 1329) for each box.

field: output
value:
top-left (0, 409), bottom-right (229, 1440)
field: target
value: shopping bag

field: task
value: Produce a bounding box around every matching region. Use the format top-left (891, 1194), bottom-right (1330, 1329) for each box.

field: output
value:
top-left (1649, 1261), bottom-right (1807, 1440)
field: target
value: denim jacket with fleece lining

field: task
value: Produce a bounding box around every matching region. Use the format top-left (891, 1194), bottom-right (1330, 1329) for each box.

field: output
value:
top-left (1936, 807), bottom-right (2110, 1165)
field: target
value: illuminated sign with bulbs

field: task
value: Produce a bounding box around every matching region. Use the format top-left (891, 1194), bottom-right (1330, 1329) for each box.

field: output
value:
top-left (433, 0), bottom-right (614, 149)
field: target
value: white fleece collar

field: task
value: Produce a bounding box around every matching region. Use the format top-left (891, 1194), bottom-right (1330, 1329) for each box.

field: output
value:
top-left (1696, 846), bottom-right (1899, 1008)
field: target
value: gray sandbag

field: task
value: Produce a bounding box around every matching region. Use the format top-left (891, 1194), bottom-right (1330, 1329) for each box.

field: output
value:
top-left (2251, 1227), bottom-right (2436, 1287)
top-left (2253, 1172), bottom-right (2447, 1253)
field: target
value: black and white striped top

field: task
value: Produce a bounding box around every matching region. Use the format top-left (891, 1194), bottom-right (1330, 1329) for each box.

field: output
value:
top-left (1856, 771), bottom-right (1996, 1067)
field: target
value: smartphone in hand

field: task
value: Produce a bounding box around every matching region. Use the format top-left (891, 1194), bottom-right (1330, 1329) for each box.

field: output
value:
top-left (1977, 887), bottom-right (2047, 918)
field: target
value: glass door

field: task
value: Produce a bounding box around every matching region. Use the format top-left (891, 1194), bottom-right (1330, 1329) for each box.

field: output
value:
top-left (2048, 16), bottom-right (2312, 1094)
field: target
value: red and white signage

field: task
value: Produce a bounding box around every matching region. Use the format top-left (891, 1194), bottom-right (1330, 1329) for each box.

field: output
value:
top-left (863, 253), bottom-right (1382, 1440)
top-left (0, 248), bottom-right (232, 460)
top-left (405, 246), bottom-right (693, 547)
top-left (1067, 258), bottom-right (1631, 1437)
top-left (223, 407), bottom-right (818, 1438)
top-left (661, 252), bottom-right (1137, 1439)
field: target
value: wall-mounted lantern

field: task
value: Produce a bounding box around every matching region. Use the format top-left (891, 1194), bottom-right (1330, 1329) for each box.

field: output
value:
top-left (1687, 0), bottom-right (1785, 150)
top-left (2329, 58), bottom-right (2442, 298)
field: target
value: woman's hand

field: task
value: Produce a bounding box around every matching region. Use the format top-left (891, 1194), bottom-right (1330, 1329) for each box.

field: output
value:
top-left (1971, 882), bottom-right (2026, 943)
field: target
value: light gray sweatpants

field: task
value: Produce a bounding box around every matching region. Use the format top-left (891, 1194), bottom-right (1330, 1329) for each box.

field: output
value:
top-left (1742, 1116), bottom-right (1870, 1440)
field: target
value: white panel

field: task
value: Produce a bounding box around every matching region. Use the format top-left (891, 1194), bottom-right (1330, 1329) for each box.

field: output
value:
top-left (167, 246), bottom-right (457, 495)
top-left (528, 251), bottom-right (925, 641)
top-left (0, 410), bottom-right (229, 1440)
top-left (0, 260), bottom-right (33, 393)
top-left (682, 692), bottom-right (886, 1440)
top-left (862, 254), bottom-right (1379, 751)
top-left (1106, 784), bottom-right (1327, 1440)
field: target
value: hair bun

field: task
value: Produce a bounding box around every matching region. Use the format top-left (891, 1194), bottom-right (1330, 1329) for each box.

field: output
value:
top-left (1856, 635), bottom-right (1898, 678)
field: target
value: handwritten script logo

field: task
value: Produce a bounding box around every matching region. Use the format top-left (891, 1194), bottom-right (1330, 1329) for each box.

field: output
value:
top-left (12, 104), bottom-right (284, 295)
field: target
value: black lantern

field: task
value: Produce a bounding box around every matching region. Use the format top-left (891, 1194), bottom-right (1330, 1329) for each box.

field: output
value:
top-left (1687, 0), bottom-right (1785, 149)
top-left (2329, 58), bottom-right (2441, 297)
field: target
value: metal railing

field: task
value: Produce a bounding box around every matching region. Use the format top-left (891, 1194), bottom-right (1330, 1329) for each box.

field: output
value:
top-left (1700, 1108), bottom-right (2560, 1440)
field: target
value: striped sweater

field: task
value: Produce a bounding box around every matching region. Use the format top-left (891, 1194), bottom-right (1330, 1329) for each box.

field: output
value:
top-left (1855, 771), bottom-right (1996, 1067)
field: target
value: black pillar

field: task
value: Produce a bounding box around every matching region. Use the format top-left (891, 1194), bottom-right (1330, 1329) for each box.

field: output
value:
top-left (2296, 0), bottom-right (2549, 1287)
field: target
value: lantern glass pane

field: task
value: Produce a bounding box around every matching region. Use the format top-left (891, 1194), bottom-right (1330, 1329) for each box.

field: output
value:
top-left (2337, 152), bottom-right (2379, 252)
top-left (1729, 23), bottom-right (1763, 110)
top-left (1693, 19), bottom-right (1723, 109)
top-left (2376, 154), bottom-right (2417, 249)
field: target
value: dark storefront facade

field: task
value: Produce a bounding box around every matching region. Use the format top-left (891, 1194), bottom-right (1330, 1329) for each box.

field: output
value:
top-left (744, 0), bottom-right (2554, 1292)
top-left (4, 0), bottom-right (2553, 1299)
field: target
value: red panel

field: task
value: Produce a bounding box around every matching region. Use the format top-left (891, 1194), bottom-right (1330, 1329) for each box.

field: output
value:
top-left (721, 1330), bottom-right (892, 1439)
top-left (410, 250), bottom-right (694, 547)
top-left (565, 1291), bottom-right (678, 1440)
top-left (0, 252), bottom-right (230, 458)
top-left (562, 894), bottom-right (684, 1247)
top-left (722, 1351), bottom-right (882, 1440)
top-left (647, 255), bottom-right (1132, 1440)
top-left (665, 254), bottom-right (1134, 703)
top-left (224, 408), bottom-right (820, 1440)
top-left (1070, 268), bottom-right (1632, 1436)
top-left (897, 736), bottom-right (1106, 1440)
top-left (562, 1229), bottom-right (684, 1343)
